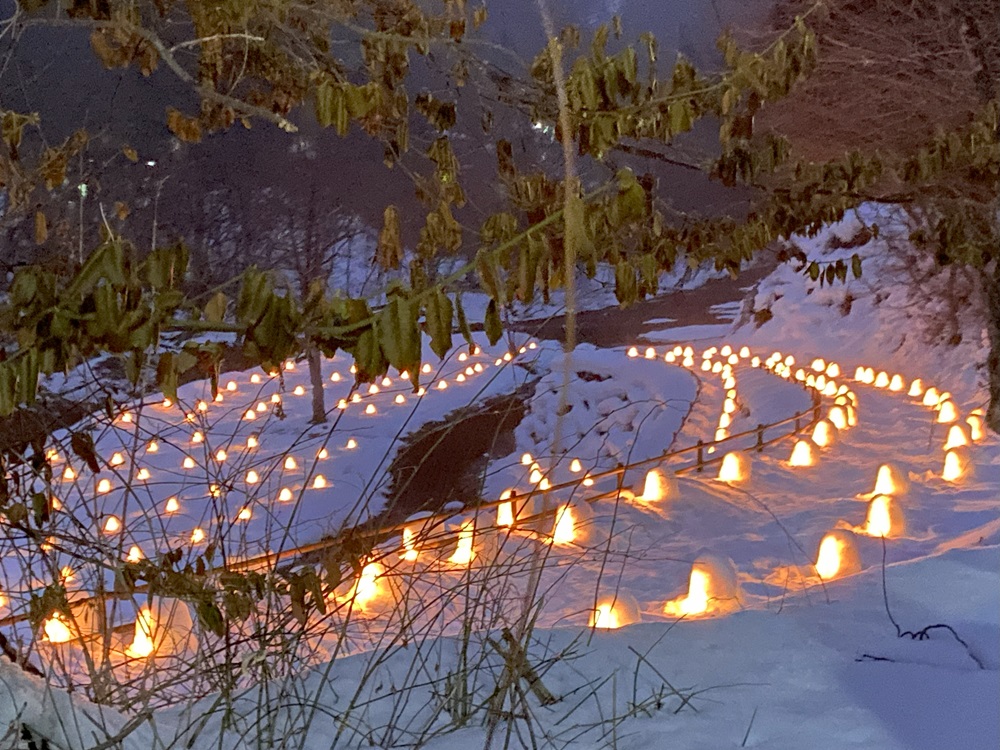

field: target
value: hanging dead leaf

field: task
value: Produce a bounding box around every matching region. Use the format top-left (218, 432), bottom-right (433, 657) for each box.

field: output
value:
top-left (166, 107), bottom-right (202, 143)
top-left (122, 145), bottom-right (138, 162)
top-left (34, 211), bottom-right (47, 244)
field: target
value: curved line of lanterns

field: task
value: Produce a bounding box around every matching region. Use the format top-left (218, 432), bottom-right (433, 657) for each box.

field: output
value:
top-left (25, 340), bottom-right (988, 657)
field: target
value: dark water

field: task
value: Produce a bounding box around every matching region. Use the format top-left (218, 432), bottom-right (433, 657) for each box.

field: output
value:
top-left (0, 0), bottom-right (770, 287)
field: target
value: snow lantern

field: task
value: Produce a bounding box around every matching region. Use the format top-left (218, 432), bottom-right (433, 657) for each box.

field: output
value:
top-left (854, 366), bottom-right (866, 381)
top-left (496, 489), bottom-right (538, 527)
top-left (627, 347), bottom-right (639, 358)
top-left (942, 448), bottom-right (972, 482)
top-left (966, 414), bottom-right (984, 441)
top-left (863, 495), bottom-right (906, 538)
top-left (42, 612), bottom-right (76, 645)
top-left (828, 406), bottom-right (848, 431)
top-left (814, 530), bottom-right (862, 580)
top-left (870, 463), bottom-right (909, 496)
top-left (346, 561), bottom-right (387, 608)
top-left (787, 439), bottom-right (816, 467)
top-left (448, 521), bottom-right (480, 565)
top-left (943, 424), bottom-right (969, 451)
top-left (663, 553), bottom-right (741, 617)
top-left (590, 591), bottom-right (641, 629)
top-left (717, 451), bottom-right (750, 483)
top-left (551, 502), bottom-right (595, 546)
top-left (907, 378), bottom-right (924, 398)
top-left (874, 371), bottom-right (890, 388)
top-left (635, 468), bottom-right (678, 502)
top-left (936, 400), bottom-right (959, 424)
top-left (846, 405), bottom-right (858, 427)
top-left (921, 387), bottom-right (940, 407)
top-left (888, 374), bottom-right (904, 392)
top-left (125, 598), bottom-right (196, 658)
top-left (400, 512), bottom-right (433, 562)
top-left (811, 419), bottom-right (839, 448)
top-left (811, 358), bottom-right (826, 372)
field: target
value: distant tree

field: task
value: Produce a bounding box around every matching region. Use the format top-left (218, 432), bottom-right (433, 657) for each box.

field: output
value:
top-left (759, 0), bottom-right (1000, 428)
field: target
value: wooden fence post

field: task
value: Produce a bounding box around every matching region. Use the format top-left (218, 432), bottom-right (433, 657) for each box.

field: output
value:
top-left (696, 440), bottom-right (704, 472)
top-left (756, 424), bottom-right (764, 451)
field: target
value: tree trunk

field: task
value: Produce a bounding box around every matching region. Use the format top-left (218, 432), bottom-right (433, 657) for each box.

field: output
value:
top-left (985, 263), bottom-right (1000, 434)
top-left (308, 344), bottom-right (326, 424)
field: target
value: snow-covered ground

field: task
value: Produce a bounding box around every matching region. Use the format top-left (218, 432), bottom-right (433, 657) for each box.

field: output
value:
top-left (0, 206), bottom-right (996, 750)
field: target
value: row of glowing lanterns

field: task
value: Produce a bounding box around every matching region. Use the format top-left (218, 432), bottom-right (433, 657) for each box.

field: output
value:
top-left (40, 343), bottom-right (988, 652)
top-left (37, 343), bottom-right (541, 650)
top-left (45, 342), bottom-right (540, 548)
